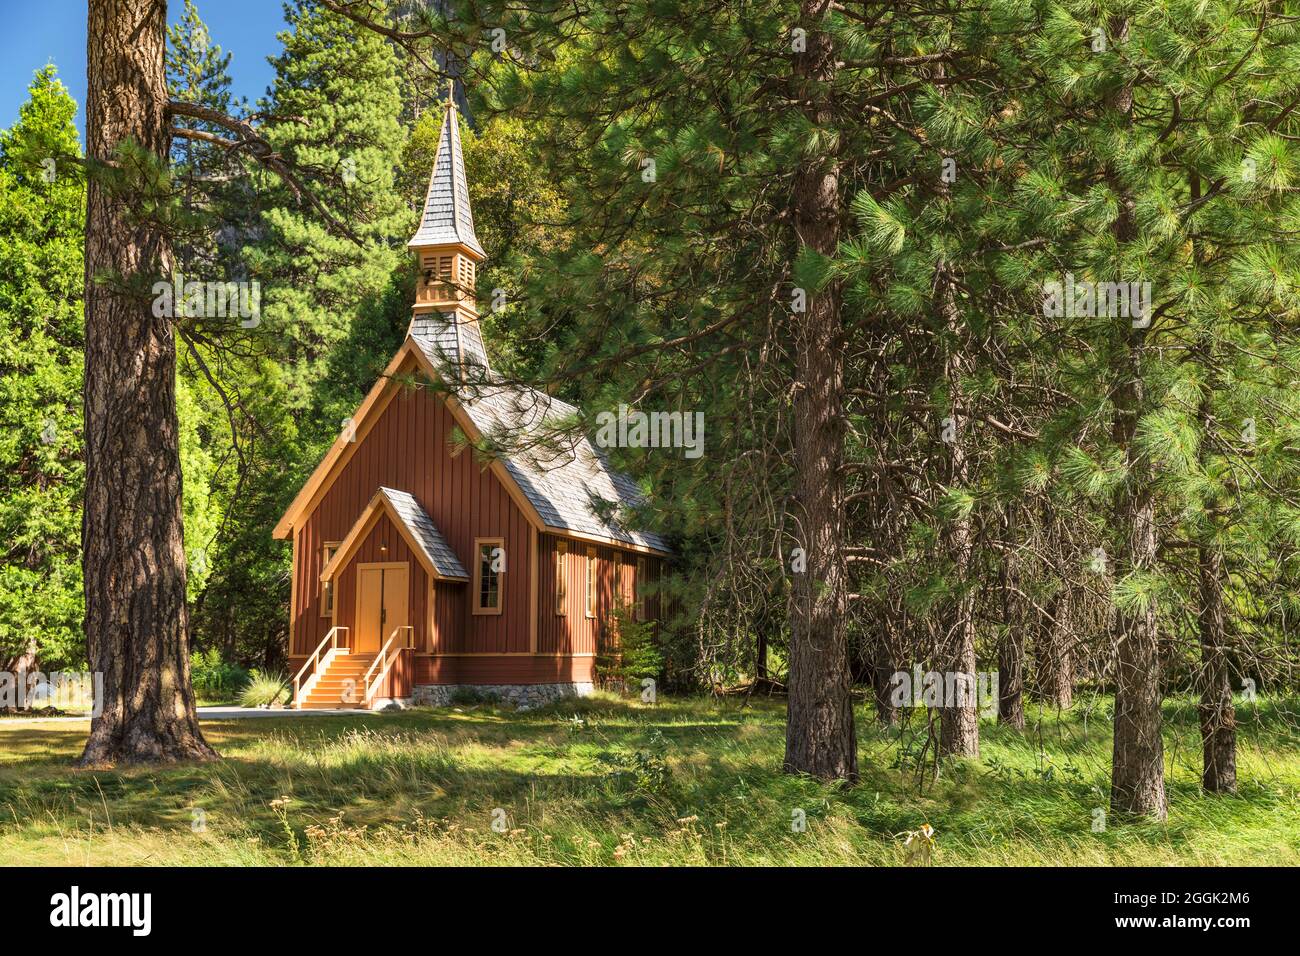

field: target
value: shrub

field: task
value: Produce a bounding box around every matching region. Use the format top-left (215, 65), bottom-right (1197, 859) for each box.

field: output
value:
top-left (239, 669), bottom-right (289, 708)
top-left (596, 600), bottom-right (663, 693)
top-left (190, 648), bottom-right (249, 699)
top-left (597, 749), bottom-right (671, 794)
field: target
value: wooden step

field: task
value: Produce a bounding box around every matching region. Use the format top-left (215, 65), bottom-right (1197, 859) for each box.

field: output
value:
top-left (303, 692), bottom-right (363, 705)
top-left (293, 653), bottom-right (382, 709)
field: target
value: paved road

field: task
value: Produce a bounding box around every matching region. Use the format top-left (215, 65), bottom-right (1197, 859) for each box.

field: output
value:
top-left (1, 706), bottom-right (375, 724)
top-left (197, 706), bottom-right (374, 719)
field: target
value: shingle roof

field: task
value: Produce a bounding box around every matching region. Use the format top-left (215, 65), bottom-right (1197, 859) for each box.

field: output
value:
top-left (409, 312), bottom-right (488, 372)
top-left (408, 102), bottom-right (485, 258)
top-left (408, 334), bottom-right (671, 554)
top-left (378, 486), bottom-right (469, 580)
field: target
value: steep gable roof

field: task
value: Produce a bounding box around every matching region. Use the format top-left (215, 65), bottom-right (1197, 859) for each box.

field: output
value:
top-left (319, 485), bottom-right (470, 584)
top-left (273, 339), bottom-right (672, 556)
top-left (275, 85), bottom-right (669, 558)
top-left (409, 310), bottom-right (488, 373)
top-left (379, 487), bottom-right (469, 580)
top-left (443, 375), bottom-right (673, 554)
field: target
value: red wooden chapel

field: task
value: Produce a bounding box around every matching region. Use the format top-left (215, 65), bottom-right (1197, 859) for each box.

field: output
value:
top-left (274, 94), bottom-right (670, 709)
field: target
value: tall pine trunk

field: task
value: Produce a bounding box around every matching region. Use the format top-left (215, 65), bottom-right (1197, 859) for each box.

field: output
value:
top-left (1189, 171), bottom-right (1236, 794)
top-left (1107, 282), bottom-right (1166, 816)
top-left (80, 0), bottom-right (215, 765)
top-left (1033, 590), bottom-right (1073, 708)
top-left (998, 510), bottom-right (1025, 729)
top-left (1197, 546), bottom-right (1236, 792)
top-left (1105, 16), bottom-right (1165, 818)
top-left (783, 0), bottom-right (857, 782)
top-left (1109, 445), bottom-right (1165, 817)
top-left (1108, 308), bottom-right (1166, 815)
top-left (936, 262), bottom-right (979, 758)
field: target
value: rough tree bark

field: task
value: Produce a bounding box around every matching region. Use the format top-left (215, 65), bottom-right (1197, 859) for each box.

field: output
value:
top-left (80, 0), bottom-right (216, 765)
top-left (998, 510), bottom-right (1025, 729)
top-left (1106, 19), bottom-right (1165, 818)
top-left (936, 261), bottom-right (979, 758)
top-left (783, 0), bottom-right (857, 782)
top-left (1032, 589), bottom-right (1073, 709)
top-left (1197, 546), bottom-right (1236, 793)
top-left (1031, 506), bottom-right (1073, 708)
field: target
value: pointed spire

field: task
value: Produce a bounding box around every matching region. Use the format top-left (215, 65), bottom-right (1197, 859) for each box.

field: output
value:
top-left (408, 86), bottom-right (485, 259)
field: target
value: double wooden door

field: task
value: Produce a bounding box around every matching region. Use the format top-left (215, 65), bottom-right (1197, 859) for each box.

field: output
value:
top-left (355, 563), bottom-right (409, 654)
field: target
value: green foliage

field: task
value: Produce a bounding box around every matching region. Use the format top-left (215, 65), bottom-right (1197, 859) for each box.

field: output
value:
top-left (596, 602), bottom-right (663, 690)
top-left (0, 67), bottom-right (85, 670)
top-left (238, 669), bottom-right (289, 708)
top-left (190, 648), bottom-right (249, 699)
top-left (597, 748), bottom-right (671, 796)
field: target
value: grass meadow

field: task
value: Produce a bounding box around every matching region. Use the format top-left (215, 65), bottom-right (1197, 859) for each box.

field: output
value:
top-left (0, 693), bottom-right (1295, 866)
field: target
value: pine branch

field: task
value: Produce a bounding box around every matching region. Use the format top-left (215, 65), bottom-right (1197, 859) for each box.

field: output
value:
top-left (167, 100), bottom-right (362, 245)
top-left (317, 0), bottom-right (449, 77)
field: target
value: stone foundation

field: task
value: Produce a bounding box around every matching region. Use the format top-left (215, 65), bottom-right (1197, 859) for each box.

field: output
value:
top-left (369, 697), bottom-right (414, 711)
top-left (412, 682), bottom-right (594, 711)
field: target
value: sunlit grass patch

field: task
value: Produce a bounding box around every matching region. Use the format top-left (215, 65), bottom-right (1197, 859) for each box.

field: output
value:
top-left (0, 694), bottom-right (1294, 866)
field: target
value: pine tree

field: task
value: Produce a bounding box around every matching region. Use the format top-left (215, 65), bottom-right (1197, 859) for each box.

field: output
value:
top-left (0, 67), bottom-right (85, 674)
top-left (192, 0), bottom-right (413, 667)
top-left (249, 0), bottom-right (411, 423)
top-left (81, 0), bottom-right (216, 762)
top-left (165, 0), bottom-right (242, 608)
top-left (986, 0), bottom-right (1300, 812)
top-left (166, 0), bottom-right (239, 275)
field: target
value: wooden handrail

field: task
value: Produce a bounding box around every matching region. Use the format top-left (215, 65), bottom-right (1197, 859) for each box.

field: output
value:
top-left (293, 626), bottom-right (348, 705)
top-left (363, 625), bottom-right (413, 707)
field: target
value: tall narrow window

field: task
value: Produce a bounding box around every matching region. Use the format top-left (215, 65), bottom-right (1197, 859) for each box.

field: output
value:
top-left (555, 540), bottom-right (568, 615)
top-left (474, 537), bottom-right (504, 615)
top-left (321, 542), bottom-right (340, 618)
top-left (585, 546), bottom-right (597, 618)
top-left (635, 556), bottom-right (647, 621)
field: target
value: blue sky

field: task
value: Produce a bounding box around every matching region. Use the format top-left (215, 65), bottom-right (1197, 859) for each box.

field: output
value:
top-left (1, 0), bottom-right (290, 139)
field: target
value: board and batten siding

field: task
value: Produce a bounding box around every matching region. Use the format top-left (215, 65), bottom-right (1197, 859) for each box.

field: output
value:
top-left (535, 533), bottom-right (662, 656)
top-left (290, 377), bottom-right (532, 658)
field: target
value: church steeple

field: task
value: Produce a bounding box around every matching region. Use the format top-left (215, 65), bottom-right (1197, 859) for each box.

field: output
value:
top-left (409, 85), bottom-right (485, 318)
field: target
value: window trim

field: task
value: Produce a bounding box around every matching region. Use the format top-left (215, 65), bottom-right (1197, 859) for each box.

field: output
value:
top-left (585, 546), bottom-right (597, 619)
top-left (473, 536), bottom-right (505, 616)
top-left (321, 541), bottom-right (341, 618)
top-left (555, 540), bottom-right (568, 615)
